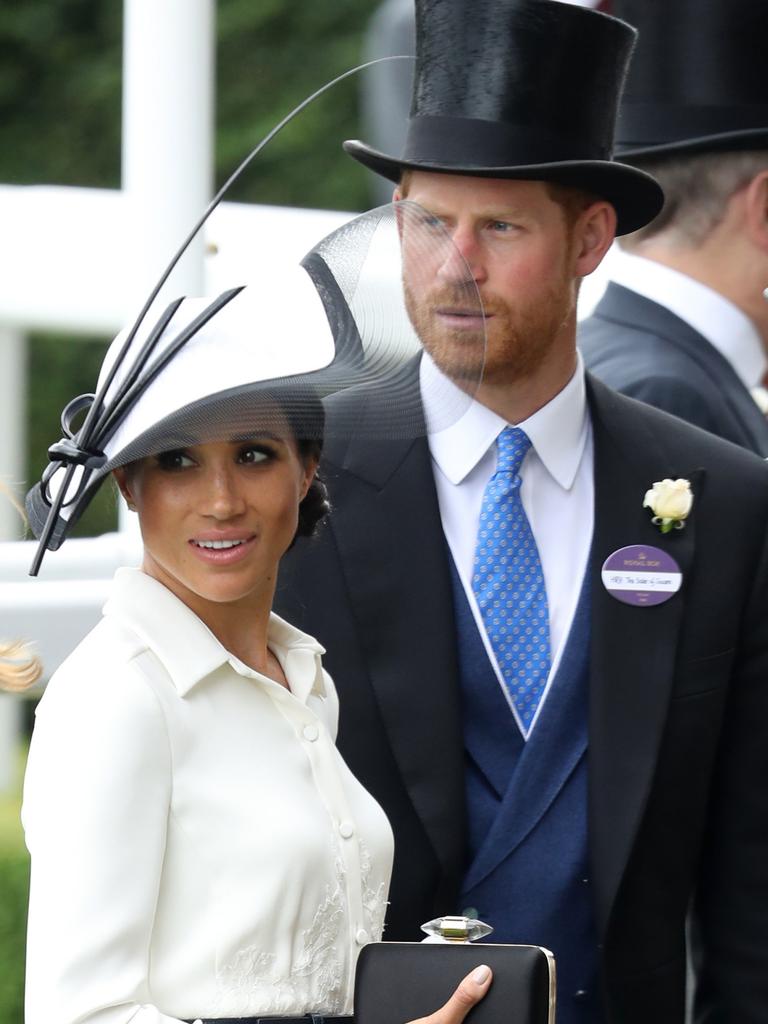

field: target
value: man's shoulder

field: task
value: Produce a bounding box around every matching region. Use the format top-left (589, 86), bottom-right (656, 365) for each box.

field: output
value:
top-left (579, 284), bottom-right (709, 379)
top-left (588, 373), bottom-right (768, 483)
top-left (579, 284), bottom-right (762, 445)
top-left (581, 282), bottom-right (691, 334)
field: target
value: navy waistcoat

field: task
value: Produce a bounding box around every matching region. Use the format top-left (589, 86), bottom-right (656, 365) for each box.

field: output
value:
top-left (450, 559), bottom-right (603, 1024)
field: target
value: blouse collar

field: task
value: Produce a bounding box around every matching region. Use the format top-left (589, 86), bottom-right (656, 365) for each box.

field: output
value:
top-left (104, 567), bottom-right (327, 701)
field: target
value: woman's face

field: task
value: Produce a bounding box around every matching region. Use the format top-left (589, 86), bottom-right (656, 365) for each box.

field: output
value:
top-left (113, 424), bottom-right (316, 620)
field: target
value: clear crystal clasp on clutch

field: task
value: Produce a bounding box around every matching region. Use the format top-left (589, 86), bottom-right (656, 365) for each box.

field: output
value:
top-left (420, 915), bottom-right (494, 943)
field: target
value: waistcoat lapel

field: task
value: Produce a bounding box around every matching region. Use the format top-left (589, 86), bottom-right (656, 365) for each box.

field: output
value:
top-left (461, 571), bottom-right (592, 891)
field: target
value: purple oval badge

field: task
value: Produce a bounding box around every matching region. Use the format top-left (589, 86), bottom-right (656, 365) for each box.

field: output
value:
top-left (601, 545), bottom-right (682, 607)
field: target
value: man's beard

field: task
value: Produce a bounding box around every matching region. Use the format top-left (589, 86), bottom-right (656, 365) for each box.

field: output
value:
top-left (479, 275), bottom-right (575, 386)
top-left (403, 272), bottom-right (575, 391)
top-left (403, 280), bottom-right (487, 388)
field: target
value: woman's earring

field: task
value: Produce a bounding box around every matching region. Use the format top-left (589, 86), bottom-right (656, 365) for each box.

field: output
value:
top-left (126, 500), bottom-right (136, 512)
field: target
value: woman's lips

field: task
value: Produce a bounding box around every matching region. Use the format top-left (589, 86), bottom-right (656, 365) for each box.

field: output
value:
top-left (188, 535), bottom-right (257, 565)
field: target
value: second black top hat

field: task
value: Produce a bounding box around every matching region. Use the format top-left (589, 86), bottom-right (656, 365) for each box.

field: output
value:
top-left (614, 0), bottom-right (768, 159)
top-left (345, 0), bottom-right (663, 234)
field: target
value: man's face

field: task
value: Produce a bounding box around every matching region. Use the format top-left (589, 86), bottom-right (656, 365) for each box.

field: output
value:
top-left (398, 173), bottom-right (582, 390)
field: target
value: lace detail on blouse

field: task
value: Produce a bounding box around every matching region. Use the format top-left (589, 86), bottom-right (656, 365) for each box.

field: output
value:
top-left (360, 838), bottom-right (389, 940)
top-left (212, 850), bottom-right (346, 1015)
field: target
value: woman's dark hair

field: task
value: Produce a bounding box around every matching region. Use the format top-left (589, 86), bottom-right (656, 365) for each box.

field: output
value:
top-left (294, 437), bottom-right (330, 540)
top-left (282, 388), bottom-right (330, 542)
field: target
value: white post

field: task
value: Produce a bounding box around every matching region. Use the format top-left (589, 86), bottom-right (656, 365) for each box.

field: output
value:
top-left (121, 0), bottom-right (215, 322)
top-left (0, 325), bottom-right (27, 792)
top-left (119, 0), bottom-right (215, 532)
top-left (0, 326), bottom-right (25, 539)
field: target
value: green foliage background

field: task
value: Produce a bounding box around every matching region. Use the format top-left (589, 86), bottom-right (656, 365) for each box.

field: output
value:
top-left (1, 0), bottom-right (378, 538)
top-left (1, 1), bottom-right (379, 1017)
top-left (0, 751), bottom-right (29, 1024)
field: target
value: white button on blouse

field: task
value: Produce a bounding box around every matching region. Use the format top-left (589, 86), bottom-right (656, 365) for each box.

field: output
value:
top-left (22, 568), bottom-right (394, 1024)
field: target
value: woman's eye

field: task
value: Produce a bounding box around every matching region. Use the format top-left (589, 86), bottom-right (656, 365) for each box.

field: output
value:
top-left (239, 446), bottom-right (271, 465)
top-left (156, 450), bottom-right (194, 470)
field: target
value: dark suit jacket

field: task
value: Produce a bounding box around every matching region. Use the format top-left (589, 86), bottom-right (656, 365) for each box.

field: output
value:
top-left (579, 282), bottom-right (768, 456)
top-left (275, 372), bottom-right (768, 1023)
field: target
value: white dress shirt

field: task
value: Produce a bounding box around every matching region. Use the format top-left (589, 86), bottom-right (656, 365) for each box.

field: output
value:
top-left (23, 568), bottom-right (393, 1024)
top-left (610, 250), bottom-right (768, 390)
top-left (421, 353), bottom-right (594, 736)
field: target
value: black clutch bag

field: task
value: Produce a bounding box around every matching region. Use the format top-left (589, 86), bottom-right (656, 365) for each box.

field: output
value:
top-left (354, 929), bottom-right (555, 1024)
top-left (192, 920), bottom-right (554, 1024)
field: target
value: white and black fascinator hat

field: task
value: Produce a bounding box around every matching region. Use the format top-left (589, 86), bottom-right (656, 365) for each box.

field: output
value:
top-left (26, 200), bottom-right (487, 572)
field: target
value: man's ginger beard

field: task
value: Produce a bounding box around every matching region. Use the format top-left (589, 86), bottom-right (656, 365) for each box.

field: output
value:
top-left (403, 260), bottom-right (576, 390)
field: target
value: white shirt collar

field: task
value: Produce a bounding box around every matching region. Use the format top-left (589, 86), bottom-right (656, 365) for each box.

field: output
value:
top-left (611, 249), bottom-right (768, 389)
top-left (104, 567), bottom-right (326, 701)
top-left (421, 350), bottom-right (589, 489)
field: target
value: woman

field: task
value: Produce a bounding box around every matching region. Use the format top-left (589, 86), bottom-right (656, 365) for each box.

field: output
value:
top-left (22, 257), bottom-right (490, 1023)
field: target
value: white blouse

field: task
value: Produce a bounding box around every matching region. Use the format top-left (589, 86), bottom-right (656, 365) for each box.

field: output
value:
top-left (23, 568), bottom-right (394, 1024)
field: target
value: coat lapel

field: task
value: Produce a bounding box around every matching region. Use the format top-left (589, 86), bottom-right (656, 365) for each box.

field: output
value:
top-left (325, 418), bottom-right (466, 882)
top-left (586, 375), bottom-right (701, 937)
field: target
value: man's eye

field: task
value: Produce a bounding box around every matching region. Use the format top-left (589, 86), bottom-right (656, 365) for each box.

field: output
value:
top-left (156, 450), bottom-right (194, 470)
top-left (489, 220), bottom-right (513, 232)
top-left (418, 212), bottom-right (446, 231)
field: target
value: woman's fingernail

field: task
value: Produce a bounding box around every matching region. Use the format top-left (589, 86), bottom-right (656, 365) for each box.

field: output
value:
top-left (472, 964), bottom-right (491, 984)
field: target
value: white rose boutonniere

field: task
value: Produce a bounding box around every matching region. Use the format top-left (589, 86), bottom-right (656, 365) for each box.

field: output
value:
top-left (643, 478), bottom-right (693, 534)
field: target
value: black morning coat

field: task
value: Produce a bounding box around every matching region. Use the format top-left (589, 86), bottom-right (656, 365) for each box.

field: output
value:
top-left (580, 282), bottom-right (768, 457)
top-left (275, 368), bottom-right (768, 1023)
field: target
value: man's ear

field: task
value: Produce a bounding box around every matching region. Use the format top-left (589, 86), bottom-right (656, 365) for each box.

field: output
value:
top-left (574, 201), bottom-right (617, 277)
top-left (744, 169), bottom-right (768, 252)
top-left (393, 186), bottom-right (406, 238)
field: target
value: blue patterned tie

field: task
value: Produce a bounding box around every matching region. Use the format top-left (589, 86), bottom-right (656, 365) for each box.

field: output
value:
top-left (472, 426), bottom-right (551, 732)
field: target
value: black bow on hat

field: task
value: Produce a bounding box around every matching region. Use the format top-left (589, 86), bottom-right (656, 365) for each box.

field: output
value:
top-left (344, 0), bottom-right (664, 235)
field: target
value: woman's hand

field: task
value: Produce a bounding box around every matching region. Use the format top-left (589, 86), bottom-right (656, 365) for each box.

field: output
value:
top-left (406, 964), bottom-right (492, 1024)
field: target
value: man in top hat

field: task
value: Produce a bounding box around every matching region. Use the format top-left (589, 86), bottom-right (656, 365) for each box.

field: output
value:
top-left (276, 1), bottom-right (768, 1021)
top-left (580, 0), bottom-right (768, 455)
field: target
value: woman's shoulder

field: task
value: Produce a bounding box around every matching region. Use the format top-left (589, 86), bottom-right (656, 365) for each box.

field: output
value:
top-left (37, 613), bottom-right (160, 723)
top-left (23, 614), bottom-right (174, 845)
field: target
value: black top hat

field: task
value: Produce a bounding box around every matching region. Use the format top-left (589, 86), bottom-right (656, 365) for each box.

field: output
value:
top-left (345, 0), bottom-right (663, 235)
top-left (614, 0), bottom-right (768, 160)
